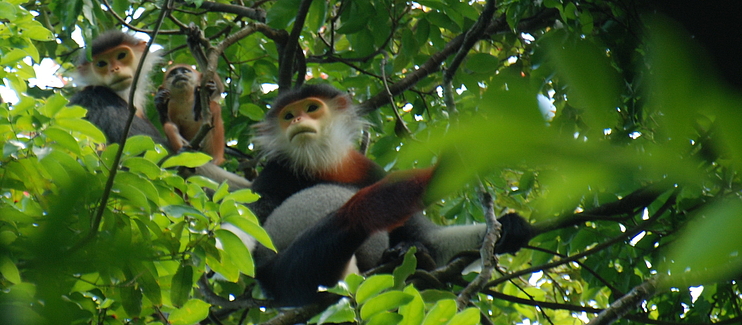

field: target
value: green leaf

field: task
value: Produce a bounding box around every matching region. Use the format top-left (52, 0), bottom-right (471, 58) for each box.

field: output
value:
top-left (162, 204), bottom-right (205, 219)
top-left (663, 201), bottom-right (742, 287)
top-left (54, 118), bottom-right (107, 144)
top-left (222, 188), bottom-right (260, 204)
top-left (238, 103), bottom-right (265, 121)
top-left (426, 11), bottom-right (460, 33)
top-left (465, 53), bottom-right (499, 73)
top-left (0, 207), bottom-right (33, 223)
top-left (266, 0), bottom-right (301, 29)
top-left (0, 49), bottom-right (27, 65)
top-left (446, 307), bottom-right (480, 325)
top-left (170, 263), bottom-right (193, 308)
top-left (366, 312), bottom-right (403, 325)
top-left (223, 215), bottom-right (275, 251)
top-left (360, 291), bottom-right (413, 320)
top-left (124, 135), bottom-right (157, 156)
top-left (215, 229), bottom-right (255, 276)
top-left (120, 283), bottom-right (143, 317)
top-left (19, 22), bottom-right (54, 41)
top-left (116, 172), bottom-right (159, 204)
top-left (393, 247), bottom-right (417, 289)
top-left (356, 274), bottom-right (394, 304)
top-left (542, 35), bottom-right (619, 131)
top-left (0, 255), bottom-right (21, 284)
top-left (306, 0), bottom-right (327, 32)
top-left (336, 1), bottom-right (372, 34)
top-left (130, 262), bottom-right (162, 306)
top-left (206, 252), bottom-right (239, 282)
top-left (398, 285), bottom-right (425, 325)
top-left (212, 181), bottom-right (230, 203)
top-left (422, 299), bottom-right (456, 325)
top-left (168, 299), bottom-right (210, 325)
top-left (44, 127), bottom-right (81, 155)
top-left (162, 152), bottom-right (212, 168)
top-left (111, 181), bottom-right (150, 213)
top-left (42, 93), bottom-right (69, 116)
top-left (401, 28), bottom-right (418, 58)
top-left (347, 29), bottom-right (376, 58)
top-left (122, 157), bottom-right (163, 180)
top-left (310, 298), bottom-right (356, 324)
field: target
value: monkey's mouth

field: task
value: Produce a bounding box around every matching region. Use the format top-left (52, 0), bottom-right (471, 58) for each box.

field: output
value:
top-left (109, 76), bottom-right (132, 90)
top-left (289, 128), bottom-right (317, 142)
top-left (170, 77), bottom-right (192, 88)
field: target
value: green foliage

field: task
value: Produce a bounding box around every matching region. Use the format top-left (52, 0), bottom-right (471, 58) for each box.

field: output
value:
top-left (312, 252), bottom-right (480, 325)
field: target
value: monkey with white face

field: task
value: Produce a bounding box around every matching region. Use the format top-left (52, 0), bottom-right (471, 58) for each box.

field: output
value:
top-left (234, 84), bottom-right (533, 306)
top-left (70, 30), bottom-right (165, 144)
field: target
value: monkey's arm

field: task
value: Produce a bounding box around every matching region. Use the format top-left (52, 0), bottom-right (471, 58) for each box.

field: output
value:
top-left (390, 212), bottom-right (533, 266)
top-left (154, 87), bottom-right (189, 152)
top-left (256, 167), bottom-right (435, 306)
top-left (201, 90), bottom-right (225, 165)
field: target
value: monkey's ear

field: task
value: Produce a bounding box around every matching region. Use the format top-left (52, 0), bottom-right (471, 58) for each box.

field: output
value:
top-left (134, 40), bottom-right (148, 52)
top-left (328, 94), bottom-right (352, 110)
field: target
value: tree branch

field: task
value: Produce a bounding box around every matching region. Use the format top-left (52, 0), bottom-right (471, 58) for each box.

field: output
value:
top-left (358, 7), bottom-right (559, 115)
top-left (183, 0), bottom-right (267, 22)
top-left (490, 190), bottom-right (677, 287)
top-left (587, 276), bottom-right (661, 325)
top-left (456, 190), bottom-right (501, 310)
top-left (277, 0), bottom-right (313, 91)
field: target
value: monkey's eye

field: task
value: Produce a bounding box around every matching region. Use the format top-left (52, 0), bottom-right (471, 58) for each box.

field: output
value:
top-left (284, 112), bottom-right (294, 120)
top-left (117, 52), bottom-right (127, 60)
top-left (307, 104), bottom-right (319, 112)
top-left (96, 61), bottom-right (107, 68)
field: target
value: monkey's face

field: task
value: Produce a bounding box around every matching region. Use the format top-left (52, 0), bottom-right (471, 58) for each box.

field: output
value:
top-left (164, 66), bottom-right (199, 90)
top-left (91, 44), bottom-right (140, 91)
top-left (278, 97), bottom-right (330, 145)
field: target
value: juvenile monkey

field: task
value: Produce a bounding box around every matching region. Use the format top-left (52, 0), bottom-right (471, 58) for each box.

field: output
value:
top-left (155, 64), bottom-right (226, 165)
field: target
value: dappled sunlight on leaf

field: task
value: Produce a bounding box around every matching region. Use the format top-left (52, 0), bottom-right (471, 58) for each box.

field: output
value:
top-left (661, 200), bottom-right (742, 288)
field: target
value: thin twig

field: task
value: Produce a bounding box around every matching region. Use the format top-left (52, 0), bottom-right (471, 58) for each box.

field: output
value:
top-left (380, 53), bottom-right (411, 137)
top-left (455, 188), bottom-right (501, 310)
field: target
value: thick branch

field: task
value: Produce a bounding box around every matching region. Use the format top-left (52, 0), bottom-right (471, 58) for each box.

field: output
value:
top-left (277, 0), bottom-right (313, 91)
top-left (444, 0), bottom-right (497, 84)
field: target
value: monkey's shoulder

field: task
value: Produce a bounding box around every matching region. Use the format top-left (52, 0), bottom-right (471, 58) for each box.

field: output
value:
top-left (69, 86), bottom-right (127, 111)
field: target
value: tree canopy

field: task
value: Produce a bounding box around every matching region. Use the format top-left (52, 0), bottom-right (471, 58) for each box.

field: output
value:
top-left (0, 0), bottom-right (740, 324)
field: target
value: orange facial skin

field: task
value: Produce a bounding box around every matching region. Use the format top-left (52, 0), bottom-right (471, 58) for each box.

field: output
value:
top-left (277, 97), bottom-right (331, 144)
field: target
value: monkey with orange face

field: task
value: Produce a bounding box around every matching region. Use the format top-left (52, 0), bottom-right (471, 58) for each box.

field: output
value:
top-left (155, 64), bottom-right (226, 165)
top-left (70, 30), bottom-right (165, 144)
top-left (230, 84), bottom-right (534, 306)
